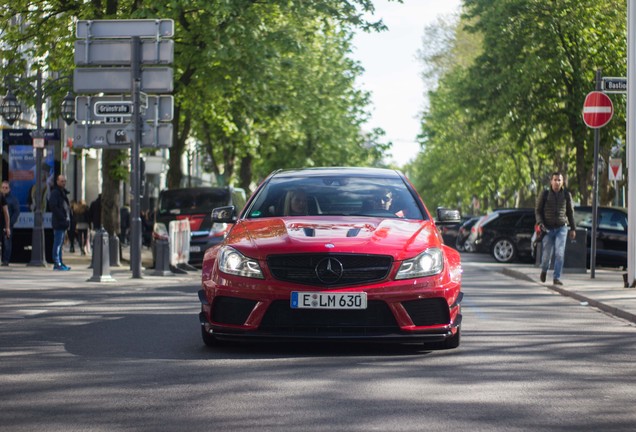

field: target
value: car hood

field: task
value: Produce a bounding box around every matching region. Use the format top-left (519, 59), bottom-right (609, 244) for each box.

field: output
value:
top-left (223, 216), bottom-right (442, 261)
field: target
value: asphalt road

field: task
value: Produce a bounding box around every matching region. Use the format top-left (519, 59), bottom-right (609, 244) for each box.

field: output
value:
top-left (1, 253), bottom-right (635, 431)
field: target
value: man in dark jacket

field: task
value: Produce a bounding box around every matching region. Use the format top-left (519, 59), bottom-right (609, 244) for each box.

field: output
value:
top-left (1, 181), bottom-right (20, 266)
top-left (535, 172), bottom-right (576, 285)
top-left (49, 175), bottom-right (72, 271)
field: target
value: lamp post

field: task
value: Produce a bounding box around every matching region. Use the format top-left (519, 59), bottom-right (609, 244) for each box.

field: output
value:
top-left (0, 70), bottom-right (74, 267)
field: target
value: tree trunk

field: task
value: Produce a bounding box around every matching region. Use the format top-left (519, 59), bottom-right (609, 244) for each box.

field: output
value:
top-left (239, 154), bottom-right (253, 193)
top-left (101, 149), bottom-right (121, 236)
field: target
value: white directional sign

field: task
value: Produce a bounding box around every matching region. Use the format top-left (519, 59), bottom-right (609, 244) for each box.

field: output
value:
top-left (75, 95), bottom-right (173, 122)
top-left (74, 67), bottom-right (173, 93)
top-left (602, 77), bottom-right (627, 94)
top-left (75, 39), bottom-right (173, 65)
top-left (76, 19), bottom-right (174, 39)
top-left (95, 101), bottom-right (133, 116)
top-left (74, 123), bottom-right (173, 149)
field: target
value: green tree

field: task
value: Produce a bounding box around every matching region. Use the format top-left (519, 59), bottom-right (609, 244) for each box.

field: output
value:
top-left (461, 0), bottom-right (626, 204)
top-left (1, 0), bottom-right (395, 232)
top-left (412, 0), bottom-right (627, 212)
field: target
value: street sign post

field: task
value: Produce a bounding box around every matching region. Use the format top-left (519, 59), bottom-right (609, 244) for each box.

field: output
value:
top-left (75, 39), bottom-right (173, 65)
top-left (74, 67), bottom-right (173, 93)
top-left (74, 19), bottom-right (174, 279)
top-left (584, 73), bottom-right (615, 279)
top-left (75, 95), bottom-right (172, 122)
top-left (76, 19), bottom-right (174, 39)
top-left (73, 122), bottom-right (172, 148)
top-left (582, 91), bottom-right (614, 128)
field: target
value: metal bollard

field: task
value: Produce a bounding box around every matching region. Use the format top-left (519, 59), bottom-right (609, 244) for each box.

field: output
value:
top-left (153, 237), bottom-right (173, 276)
top-left (88, 228), bottom-right (116, 282)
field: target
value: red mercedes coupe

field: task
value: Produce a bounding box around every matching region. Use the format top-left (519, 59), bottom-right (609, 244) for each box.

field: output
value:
top-left (198, 167), bottom-right (463, 350)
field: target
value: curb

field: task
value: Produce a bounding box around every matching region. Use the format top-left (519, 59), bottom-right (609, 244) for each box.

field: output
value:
top-left (501, 267), bottom-right (636, 325)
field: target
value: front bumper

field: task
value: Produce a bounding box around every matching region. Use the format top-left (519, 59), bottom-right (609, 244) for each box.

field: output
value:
top-left (198, 289), bottom-right (462, 343)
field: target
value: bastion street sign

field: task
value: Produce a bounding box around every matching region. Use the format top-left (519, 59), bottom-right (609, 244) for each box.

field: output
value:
top-left (602, 77), bottom-right (627, 94)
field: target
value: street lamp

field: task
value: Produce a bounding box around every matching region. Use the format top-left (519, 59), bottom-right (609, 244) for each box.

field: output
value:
top-left (60, 92), bottom-right (75, 125)
top-left (0, 88), bottom-right (22, 124)
top-left (0, 70), bottom-right (74, 267)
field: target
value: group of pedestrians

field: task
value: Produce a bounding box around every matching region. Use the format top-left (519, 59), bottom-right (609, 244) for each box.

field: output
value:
top-left (0, 175), bottom-right (104, 271)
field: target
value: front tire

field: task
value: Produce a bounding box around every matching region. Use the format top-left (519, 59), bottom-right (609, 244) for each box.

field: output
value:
top-left (492, 238), bottom-right (516, 263)
top-left (201, 326), bottom-right (218, 347)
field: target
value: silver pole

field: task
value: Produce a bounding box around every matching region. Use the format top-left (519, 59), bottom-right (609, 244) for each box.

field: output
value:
top-left (627, 0), bottom-right (636, 286)
top-left (28, 69), bottom-right (46, 267)
top-left (130, 36), bottom-right (143, 278)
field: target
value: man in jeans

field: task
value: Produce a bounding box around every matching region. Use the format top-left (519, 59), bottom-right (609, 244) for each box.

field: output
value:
top-left (48, 175), bottom-right (72, 271)
top-left (1, 181), bottom-right (19, 265)
top-left (535, 172), bottom-right (576, 285)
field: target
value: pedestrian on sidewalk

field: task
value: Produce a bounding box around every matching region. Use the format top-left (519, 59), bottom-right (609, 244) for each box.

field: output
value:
top-left (0, 185), bottom-right (11, 265)
top-left (73, 200), bottom-right (90, 255)
top-left (1, 181), bottom-right (20, 266)
top-left (535, 171), bottom-right (576, 285)
top-left (49, 175), bottom-right (72, 271)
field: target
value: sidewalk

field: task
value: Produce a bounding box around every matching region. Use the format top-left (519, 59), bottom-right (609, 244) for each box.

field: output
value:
top-left (0, 243), bottom-right (201, 288)
top-left (501, 262), bottom-right (636, 325)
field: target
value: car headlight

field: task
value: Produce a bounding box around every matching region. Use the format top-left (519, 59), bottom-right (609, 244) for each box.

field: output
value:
top-left (396, 248), bottom-right (444, 279)
top-left (218, 246), bottom-right (264, 279)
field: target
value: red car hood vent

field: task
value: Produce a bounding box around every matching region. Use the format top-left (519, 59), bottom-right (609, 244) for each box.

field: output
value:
top-left (227, 217), bottom-right (441, 260)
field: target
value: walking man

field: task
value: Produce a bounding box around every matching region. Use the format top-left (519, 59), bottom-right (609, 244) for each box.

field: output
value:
top-left (535, 172), bottom-right (576, 285)
top-left (49, 175), bottom-right (72, 271)
top-left (0, 186), bottom-right (11, 264)
top-left (1, 181), bottom-right (20, 266)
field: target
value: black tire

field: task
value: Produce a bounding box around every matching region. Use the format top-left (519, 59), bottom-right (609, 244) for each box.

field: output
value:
top-left (455, 237), bottom-right (465, 252)
top-left (201, 326), bottom-right (218, 347)
top-left (492, 238), bottom-right (517, 263)
top-left (442, 327), bottom-right (461, 349)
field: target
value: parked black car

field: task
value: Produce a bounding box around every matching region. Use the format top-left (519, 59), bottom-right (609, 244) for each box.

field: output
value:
top-left (532, 206), bottom-right (627, 268)
top-left (152, 186), bottom-right (247, 266)
top-left (473, 208), bottom-right (536, 263)
top-left (439, 215), bottom-right (474, 249)
top-left (575, 206), bottom-right (627, 267)
top-left (455, 216), bottom-right (481, 252)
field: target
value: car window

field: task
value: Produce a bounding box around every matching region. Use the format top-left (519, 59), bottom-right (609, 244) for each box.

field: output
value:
top-left (245, 175), bottom-right (425, 220)
top-left (232, 188), bottom-right (247, 212)
top-left (159, 189), bottom-right (230, 214)
top-left (488, 213), bottom-right (517, 228)
top-left (575, 208), bottom-right (593, 228)
top-left (517, 214), bottom-right (536, 229)
top-left (599, 209), bottom-right (627, 232)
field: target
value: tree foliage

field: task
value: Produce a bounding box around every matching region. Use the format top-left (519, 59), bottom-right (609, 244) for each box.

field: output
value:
top-left (412, 0), bottom-right (627, 213)
top-left (1, 0), bottom-right (395, 234)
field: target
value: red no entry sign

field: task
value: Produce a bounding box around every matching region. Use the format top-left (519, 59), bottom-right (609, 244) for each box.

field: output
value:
top-left (582, 91), bottom-right (614, 128)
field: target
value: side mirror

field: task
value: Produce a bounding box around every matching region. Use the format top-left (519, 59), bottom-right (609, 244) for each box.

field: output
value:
top-left (436, 207), bottom-right (461, 225)
top-left (212, 205), bottom-right (237, 223)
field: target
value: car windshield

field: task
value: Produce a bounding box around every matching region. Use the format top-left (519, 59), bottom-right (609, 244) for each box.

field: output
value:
top-left (158, 189), bottom-right (230, 214)
top-left (245, 174), bottom-right (425, 220)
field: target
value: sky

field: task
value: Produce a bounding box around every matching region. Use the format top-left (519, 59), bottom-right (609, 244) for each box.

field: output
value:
top-left (352, 0), bottom-right (462, 166)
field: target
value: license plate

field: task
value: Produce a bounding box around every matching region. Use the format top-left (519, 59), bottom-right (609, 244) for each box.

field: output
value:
top-left (290, 292), bottom-right (367, 310)
top-left (189, 245), bottom-right (201, 252)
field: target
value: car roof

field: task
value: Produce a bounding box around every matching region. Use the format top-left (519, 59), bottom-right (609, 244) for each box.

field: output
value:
top-left (575, 206), bottom-right (627, 214)
top-left (491, 207), bottom-right (534, 213)
top-left (270, 167), bottom-right (403, 179)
